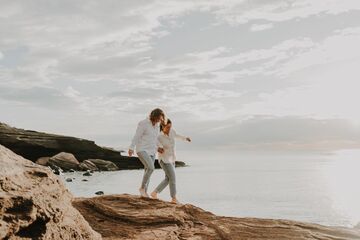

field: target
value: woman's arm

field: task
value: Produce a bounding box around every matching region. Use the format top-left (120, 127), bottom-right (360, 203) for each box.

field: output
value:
top-left (157, 136), bottom-right (164, 153)
top-left (173, 129), bottom-right (191, 142)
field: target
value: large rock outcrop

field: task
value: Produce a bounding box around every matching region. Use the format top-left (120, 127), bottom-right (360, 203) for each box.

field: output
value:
top-left (0, 144), bottom-right (101, 239)
top-left (73, 194), bottom-right (360, 240)
top-left (0, 122), bottom-right (185, 170)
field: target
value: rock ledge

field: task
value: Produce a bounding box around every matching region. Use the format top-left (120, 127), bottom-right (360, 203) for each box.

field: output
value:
top-left (73, 194), bottom-right (360, 240)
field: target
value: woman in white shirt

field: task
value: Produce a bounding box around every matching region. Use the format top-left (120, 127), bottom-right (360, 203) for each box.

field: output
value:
top-left (150, 119), bottom-right (191, 204)
top-left (128, 108), bottom-right (165, 198)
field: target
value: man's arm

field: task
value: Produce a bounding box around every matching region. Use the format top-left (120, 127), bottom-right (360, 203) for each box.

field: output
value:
top-left (128, 121), bottom-right (145, 156)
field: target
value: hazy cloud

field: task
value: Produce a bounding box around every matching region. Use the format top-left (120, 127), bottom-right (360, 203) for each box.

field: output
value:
top-left (192, 116), bottom-right (360, 152)
top-left (1, 0), bottom-right (360, 152)
top-left (250, 23), bottom-right (274, 32)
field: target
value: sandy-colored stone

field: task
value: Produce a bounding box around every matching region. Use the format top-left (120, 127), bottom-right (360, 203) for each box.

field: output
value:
top-left (79, 160), bottom-right (99, 171)
top-left (0, 144), bottom-right (101, 240)
top-left (35, 156), bottom-right (50, 166)
top-left (87, 159), bottom-right (119, 171)
top-left (73, 194), bottom-right (360, 240)
top-left (48, 152), bottom-right (80, 171)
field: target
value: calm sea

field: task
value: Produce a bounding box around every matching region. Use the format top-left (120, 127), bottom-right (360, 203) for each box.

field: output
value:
top-left (62, 149), bottom-right (360, 227)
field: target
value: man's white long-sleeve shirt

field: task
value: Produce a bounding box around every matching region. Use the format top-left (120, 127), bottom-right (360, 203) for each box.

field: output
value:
top-left (129, 118), bottom-right (160, 156)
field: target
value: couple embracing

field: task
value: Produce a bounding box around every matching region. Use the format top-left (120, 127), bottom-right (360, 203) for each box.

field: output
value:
top-left (128, 108), bottom-right (191, 204)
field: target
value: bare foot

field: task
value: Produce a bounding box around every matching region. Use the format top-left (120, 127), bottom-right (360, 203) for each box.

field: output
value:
top-left (150, 191), bottom-right (158, 199)
top-left (139, 188), bottom-right (149, 198)
top-left (170, 198), bottom-right (180, 204)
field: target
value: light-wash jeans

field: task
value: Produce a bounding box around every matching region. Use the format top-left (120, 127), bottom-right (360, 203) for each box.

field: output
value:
top-left (137, 151), bottom-right (155, 192)
top-left (154, 160), bottom-right (176, 198)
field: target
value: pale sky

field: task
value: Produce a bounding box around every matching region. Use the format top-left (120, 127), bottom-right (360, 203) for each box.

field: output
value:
top-left (1, 0), bottom-right (360, 152)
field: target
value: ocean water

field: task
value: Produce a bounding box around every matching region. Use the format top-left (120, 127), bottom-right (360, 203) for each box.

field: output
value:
top-left (62, 149), bottom-right (360, 228)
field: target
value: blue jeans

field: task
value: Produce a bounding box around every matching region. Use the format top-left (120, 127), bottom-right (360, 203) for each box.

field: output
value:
top-left (154, 161), bottom-right (176, 198)
top-left (137, 151), bottom-right (155, 192)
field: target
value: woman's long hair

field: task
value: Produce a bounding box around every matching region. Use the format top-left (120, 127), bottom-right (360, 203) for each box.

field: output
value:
top-left (160, 118), bottom-right (172, 132)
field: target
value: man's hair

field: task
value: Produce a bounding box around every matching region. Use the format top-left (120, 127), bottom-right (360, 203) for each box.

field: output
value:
top-left (160, 118), bottom-right (172, 132)
top-left (149, 108), bottom-right (165, 122)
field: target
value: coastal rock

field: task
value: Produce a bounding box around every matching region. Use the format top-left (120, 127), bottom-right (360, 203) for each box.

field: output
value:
top-left (0, 122), bottom-right (121, 162)
top-left (35, 156), bottom-right (50, 166)
top-left (51, 165), bottom-right (62, 175)
top-left (83, 171), bottom-right (92, 176)
top-left (79, 159), bottom-right (99, 171)
top-left (174, 160), bottom-right (186, 167)
top-left (73, 194), bottom-right (360, 240)
top-left (48, 152), bottom-right (80, 171)
top-left (0, 122), bottom-right (186, 170)
top-left (87, 159), bottom-right (119, 171)
top-left (0, 144), bottom-right (101, 239)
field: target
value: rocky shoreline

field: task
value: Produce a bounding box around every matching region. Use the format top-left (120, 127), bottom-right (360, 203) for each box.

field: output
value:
top-left (74, 194), bottom-right (360, 240)
top-left (1, 143), bottom-right (360, 239)
top-left (0, 122), bottom-right (185, 171)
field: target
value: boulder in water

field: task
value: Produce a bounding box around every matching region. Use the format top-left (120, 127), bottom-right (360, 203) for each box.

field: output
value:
top-left (87, 159), bottom-right (119, 171)
top-left (83, 171), bottom-right (92, 176)
top-left (48, 152), bottom-right (79, 171)
top-left (79, 159), bottom-right (99, 171)
top-left (35, 156), bottom-right (50, 166)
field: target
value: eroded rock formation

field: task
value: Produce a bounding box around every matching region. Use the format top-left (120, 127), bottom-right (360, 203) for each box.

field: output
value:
top-left (0, 144), bottom-right (101, 239)
top-left (73, 194), bottom-right (360, 240)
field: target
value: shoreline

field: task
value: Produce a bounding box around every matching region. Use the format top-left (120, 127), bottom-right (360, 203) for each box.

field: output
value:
top-left (60, 168), bottom-right (358, 229)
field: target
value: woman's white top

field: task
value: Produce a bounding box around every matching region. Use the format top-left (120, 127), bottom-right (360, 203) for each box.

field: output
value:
top-left (157, 128), bottom-right (187, 164)
top-left (129, 118), bottom-right (160, 156)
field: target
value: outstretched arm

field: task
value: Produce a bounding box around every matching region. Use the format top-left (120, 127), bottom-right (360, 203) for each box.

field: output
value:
top-left (173, 129), bottom-right (191, 142)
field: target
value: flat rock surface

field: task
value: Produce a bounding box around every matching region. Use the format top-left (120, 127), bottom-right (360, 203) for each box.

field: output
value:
top-left (73, 194), bottom-right (360, 240)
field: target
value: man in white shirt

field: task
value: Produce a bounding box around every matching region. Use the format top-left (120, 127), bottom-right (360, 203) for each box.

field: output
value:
top-left (128, 108), bottom-right (165, 197)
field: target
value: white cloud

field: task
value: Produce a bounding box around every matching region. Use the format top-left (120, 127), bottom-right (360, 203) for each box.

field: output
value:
top-left (235, 26), bottom-right (360, 123)
top-left (275, 27), bottom-right (360, 77)
top-left (250, 23), bottom-right (274, 32)
top-left (149, 37), bottom-right (315, 82)
top-left (1, 0), bottom-right (360, 151)
top-left (186, 116), bottom-right (360, 152)
top-left (214, 0), bottom-right (360, 25)
top-left (240, 60), bottom-right (360, 122)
